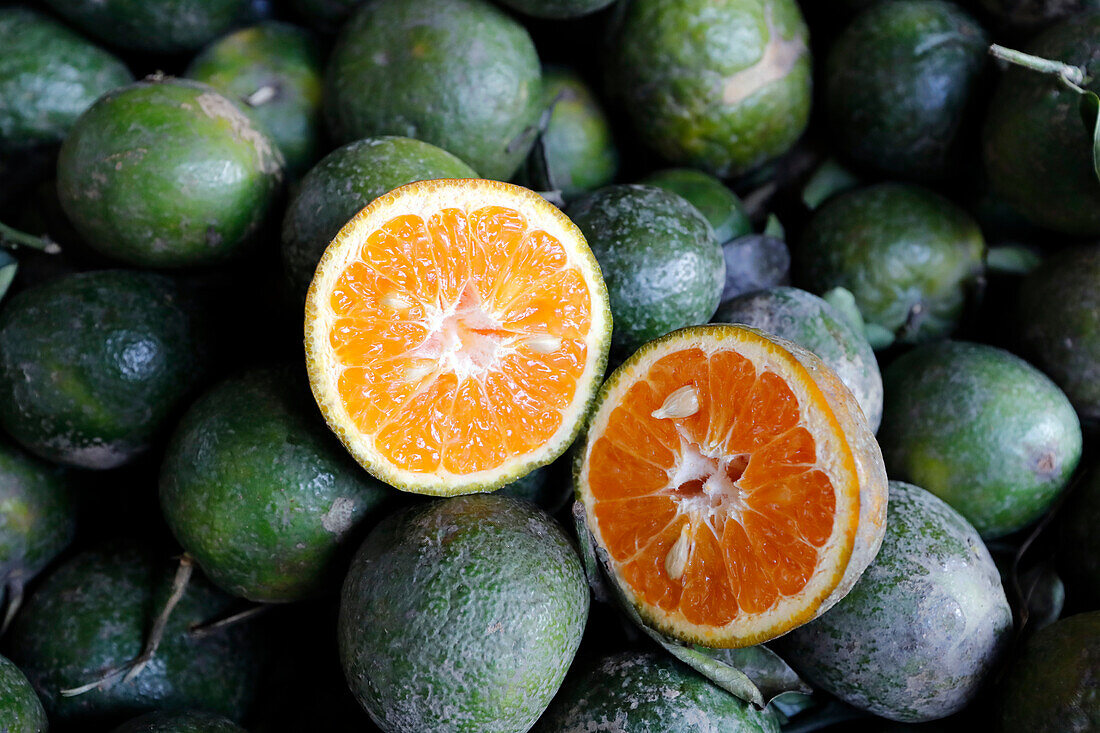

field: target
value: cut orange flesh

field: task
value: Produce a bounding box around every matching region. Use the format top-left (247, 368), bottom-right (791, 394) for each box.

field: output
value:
top-left (577, 325), bottom-right (887, 648)
top-left (305, 179), bottom-right (611, 496)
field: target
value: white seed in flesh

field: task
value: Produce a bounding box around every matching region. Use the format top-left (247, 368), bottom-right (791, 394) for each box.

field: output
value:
top-left (665, 522), bottom-right (692, 580)
top-left (651, 385), bottom-right (700, 420)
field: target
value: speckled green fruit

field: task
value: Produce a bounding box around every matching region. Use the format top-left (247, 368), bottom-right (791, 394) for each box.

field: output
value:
top-left (1017, 247), bottom-right (1100, 422)
top-left (7, 542), bottom-right (260, 724)
top-left (0, 7), bottom-right (132, 154)
top-left (983, 13), bottom-right (1100, 235)
top-left (339, 495), bottom-right (588, 733)
top-left (1060, 469), bottom-right (1100, 607)
top-left (494, 0), bottom-right (615, 19)
top-left (112, 711), bottom-right (246, 733)
top-left (42, 0), bottom-right (250, 54)
top-left (794, 184), bottom-right (985, 345)
top-left (778, 482), bottom-right (1012, 722)
top-left (324, 0), bottom-right (541, 180)
top-left (714, 286), bottom-right (883, 430)
top-left (57, 79), bottom-right (284, 268)
top-left (642, 168), bottom-right (752, 243)
top-left (0, 654), bottom-right (47, 733)
top-left (826, 1), bottom-right (987, 181)
top-left (978, 0), bottom-right (1100, 31)
top-left (187, 22), bottom-right (323, 178)
top-left (518, 68), bottom-right (617, 199)
top-left (608, 0), bottom-right (812, 177)
top-left (0, 439), bottom-right (76, 591)
top-left (998, 612), bottom-right (1100, 732)
top-left (0, 271), bottom-right (208, 470)
top-left (161, 366), bottom-right (392, 603)
top-left (878, 341), bottom-right (1082, 538)
top-left (533, 651), bottom-right (780, 733)
top-left (566, 184), bottom-right (723, 357)
top-left (281, 136), bottom-right (476, 299)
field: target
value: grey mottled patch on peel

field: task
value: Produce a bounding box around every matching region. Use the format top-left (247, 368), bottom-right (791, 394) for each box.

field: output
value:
top-left (722, 5), bottom-right (808, 106)
top-left (321, 497), bottom-right (357, 534)
top-left (196, 92), bottom-right (281, 175)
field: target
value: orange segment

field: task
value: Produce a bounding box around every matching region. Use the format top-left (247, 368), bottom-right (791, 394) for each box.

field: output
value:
top-left (577, 324), bottom-right (888, 648)
top-left (305, 179), bottom-right (611, 496)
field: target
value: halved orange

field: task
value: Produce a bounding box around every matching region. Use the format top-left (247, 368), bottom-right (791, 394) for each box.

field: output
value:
top-left (576, 324), bottom-right (887, 648)
top-left (305, 178), bottom-right (611, 496)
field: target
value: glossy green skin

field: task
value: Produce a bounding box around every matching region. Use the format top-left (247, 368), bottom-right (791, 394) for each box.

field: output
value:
top-left (0, 7), bottom-right (132, 154)
top-left (161, 367), bottom-right (392, 603)
top-left (0, 271), bottom-right (207, 470)
top-left (339, 495), bottom-right (589, 733)
top-left (324, 0), bottom-right (541, 180)
top-left (1017, 247), bottom-right (1100, 422)
top-left (714, 286), bottom-right (883, 430)
top-left (281, 136), bottom-right (476, 299)
top-left (567, 184), bottom-right (723, 357)
top-left (0, 654), bottom-right (47, 733)
top-left (779, 482), bottom-right (1012, 723)
top-left (608, 0), bottom-right (812, 177)
top-left (878, 341), bottom-right (1082, 538)
top-left (42, 0), bottom-right (250, 54)
top-left (795, 184), bottom-right (985, 344)
top-left (826, 1), bottom-right (987, 181)
top-left (0, 440), bottom-right (76, 586)
top-left (187, 22), bottom-right (323, 178)
top-left (533, 651), bottom-right (780, 733)
top-left (495, 0), bottom-right (615, 19)
top-left (523, 68), bottom-right (618, 199)
top-left (1060, 469), bottom-right (1100, 607)
top-left (7, 542), bottom-right (260, 724)
top-left (642, 168), bottom-right (752, 243)
top-left (984, 13), bottom-right (1100, 235)
top-left (978, 0), bottom-right (1100, 30)
top-left (112, 711), bottom-right (246, 732)
top-left (999, 612), bottom-right (1100, 732)
top-left (57, 79), bottom-right (284, 268)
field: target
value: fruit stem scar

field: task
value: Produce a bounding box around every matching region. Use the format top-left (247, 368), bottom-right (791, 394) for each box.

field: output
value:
top-left (722, 6), bottom-right (807, 106)
top-left (652, 385), bottom-right (700, 420)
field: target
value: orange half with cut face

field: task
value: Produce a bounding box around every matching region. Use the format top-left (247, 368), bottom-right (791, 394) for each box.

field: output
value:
top-left (305, 178), bottom-right (611, 496)
top-left (576, 324), bottom-right (887, 648)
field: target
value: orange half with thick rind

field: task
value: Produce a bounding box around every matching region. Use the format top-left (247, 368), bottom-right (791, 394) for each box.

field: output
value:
top-left (305, 179), bottom-right (611, 496)
top-left (576, 324), bottom-right (887, 648)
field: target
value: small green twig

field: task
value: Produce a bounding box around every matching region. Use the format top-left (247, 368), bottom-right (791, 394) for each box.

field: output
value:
top-left (0, 221), bottom-right (59, 255)
top-left (989, 43), bottom-right (1088, 91)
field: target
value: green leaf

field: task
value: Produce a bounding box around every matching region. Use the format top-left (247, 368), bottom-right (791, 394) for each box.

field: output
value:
top-left (820, 287), bottom-right (864, 335)
top-left (1080, 90), bottom-right (1100, 185)
top-left (801, 159), bottom-right (861, 210)
top-left (0, 250), bottom-right (16, 302)
top-left (763, 214), bottom-right (785, 240)
top-left (986, 244), bottom-right (1042, 276)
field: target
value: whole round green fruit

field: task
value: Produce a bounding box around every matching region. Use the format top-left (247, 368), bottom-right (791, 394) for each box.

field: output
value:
top-left (825, 0), bottom-right (988, 181)
top-left (0, 7), bottom-right (132, 154)
top-left (607, 0), bottom-right (812, 177)
top-left (281, 136), bottom-right (476, 299)
top-left (1017, 247), bottom-right (1100, 422)
top-left (983, 12), bottom-right (1100, 235)
top-left (7, 542), bottom-right (260, 724)
top-left (0, 654), bottom-right (47, 733)
top-left (42, 0), bottom-right (250, 54)
top-left (878, 341), bottom-right (1081, 538)
top-left (714, 286), bottom-right (883, 430)
top-left (533, 651), bottom-right (780, 732)
top-left (642, 168), bottom-right (752, 243)
top-left (324, 0), bottom-right (541, 180)
top-left (58, 79), bottom-right (284, 268)
top-left (566, 184), bottom-right (723, 357)
top-left (339, 495), bottom-right (588, 733)
top-left (779, 481), bottom-right (1012, 722)
top-left (998, 612), bottom-right (1100, 732)
top-left (0, 271), bottom-right (208, 470)
top-left (160, 366), bottom-right (392, 603)
top-left (794, 183), bottom-right (985, 345)
top-left (187, 22), bottom-right (323, 178)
